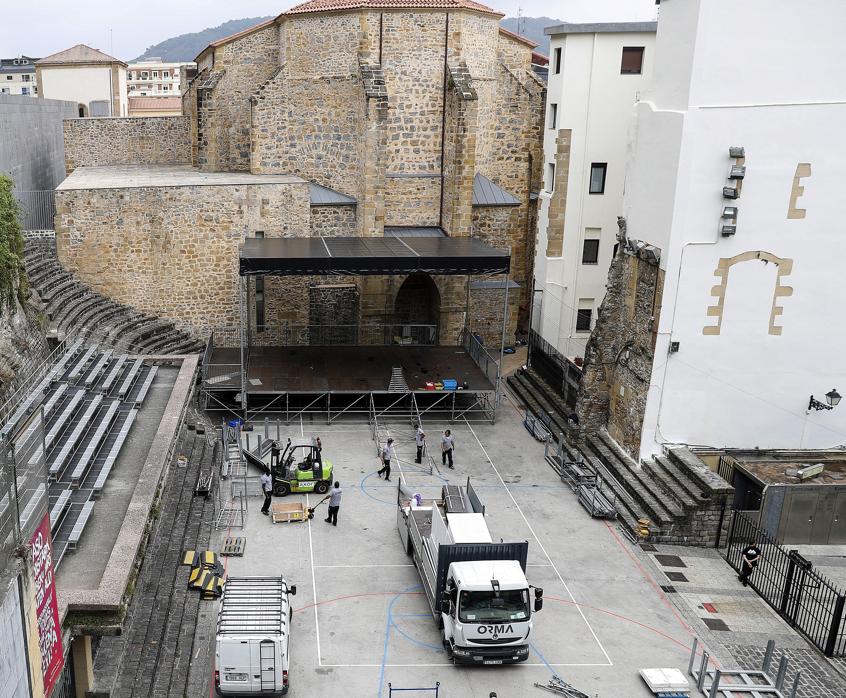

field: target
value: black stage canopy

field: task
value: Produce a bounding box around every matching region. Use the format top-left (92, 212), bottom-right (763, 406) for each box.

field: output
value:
top-left (239, 236), bottom-right (510, 276)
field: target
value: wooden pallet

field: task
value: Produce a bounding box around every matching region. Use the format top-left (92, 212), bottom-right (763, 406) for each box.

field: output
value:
top-left (271, 502), bottom-right (309, 524)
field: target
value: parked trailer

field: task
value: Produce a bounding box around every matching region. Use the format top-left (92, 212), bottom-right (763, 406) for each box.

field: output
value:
top-left (215, 576), bottom-right (297, 697)
top-left (396, 477), bottom-right (543, 665)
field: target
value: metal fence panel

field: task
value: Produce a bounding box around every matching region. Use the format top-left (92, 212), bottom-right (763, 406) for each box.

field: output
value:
top-left (726, 509), bottom-right (846, 656)
top-left (13, 190), bottom-right (56, 231)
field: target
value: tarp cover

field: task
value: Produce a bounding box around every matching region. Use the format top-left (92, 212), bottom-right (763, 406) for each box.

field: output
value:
top-left (239, 236), bottom-right (510, 276)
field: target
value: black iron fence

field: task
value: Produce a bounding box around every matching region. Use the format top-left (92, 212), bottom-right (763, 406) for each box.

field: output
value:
top-left (726, 509), bottom-right (846, 657)
top-left (14, 190), bottom-right (56, 231)
top-left (527, 329), bottom-right (581, 407)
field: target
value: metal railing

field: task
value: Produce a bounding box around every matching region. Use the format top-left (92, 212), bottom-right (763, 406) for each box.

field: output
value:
top-left (527, 329), bottom-right (582, 408)
top-left (0, 337), bottom-right (67, 432)
top-left (461, 327), bottom-right (499, 388)
top-left (257, 324), bottom-right (439, 347)
top-left (726, 510), bottom-right (846, 657)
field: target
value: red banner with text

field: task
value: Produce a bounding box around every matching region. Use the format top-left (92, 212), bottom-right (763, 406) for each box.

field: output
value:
top-left (31, 513), bottom-right (64, 695)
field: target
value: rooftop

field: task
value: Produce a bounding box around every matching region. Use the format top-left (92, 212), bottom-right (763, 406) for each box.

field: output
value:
top-left (498, 26), bottom-right (537, 48)
top-left (128, 96), bottom-right (182, 111)
top-left (545, 21), bottom-right (658, 36)
top-left (36, 43), bottom-right (127, 67)
top-left (309, 182), bottom-right (357, 206)
top-left (57, 165), bottom-right (306, 191)
top-left (281, 0), bottom-right (503, 18)
top-left (472, 173), bottom-right (520, 206)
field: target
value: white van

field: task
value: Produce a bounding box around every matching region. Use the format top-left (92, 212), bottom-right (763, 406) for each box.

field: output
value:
top-left (215, 576), bottom-right (296, 697)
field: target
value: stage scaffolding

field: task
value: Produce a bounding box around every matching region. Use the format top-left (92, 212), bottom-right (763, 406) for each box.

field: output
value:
top-left (201, 236), bottom-right (512, 424)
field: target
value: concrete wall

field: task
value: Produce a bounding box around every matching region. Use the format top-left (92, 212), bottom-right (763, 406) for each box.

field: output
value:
top-left (63, 116), bottom-right (191, 173)
top-left (0, 95), bottom-right (77, 190)
top-left (629, 0), bottom-right (846, 455)
top-left (534, 29), bottom-right (655, 360)
top-left (55, 180), bottom-right (311, 331)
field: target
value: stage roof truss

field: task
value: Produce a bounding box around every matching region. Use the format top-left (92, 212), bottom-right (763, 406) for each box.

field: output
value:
top-left (239, 236), bottom-right (511, 277)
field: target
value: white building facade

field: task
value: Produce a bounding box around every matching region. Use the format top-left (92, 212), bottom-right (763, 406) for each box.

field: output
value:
top-left (628, 0), bottom-right (846, 456)
top-left (0, 56), bottom-right (39, 96)
top-left (533, 22), bottom-right (656, 360)
top-left (36, 45), bottom-right (127, 117)
top-left (127, 59), bottom-right (193, 97)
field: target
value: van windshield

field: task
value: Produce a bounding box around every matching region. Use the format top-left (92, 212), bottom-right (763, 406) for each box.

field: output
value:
top-left (458, 589), bottom-right (529, 623)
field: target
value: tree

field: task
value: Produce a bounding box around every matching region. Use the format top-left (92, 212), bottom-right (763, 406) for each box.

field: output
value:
top-left (0, 175), bottom-right (26, 313)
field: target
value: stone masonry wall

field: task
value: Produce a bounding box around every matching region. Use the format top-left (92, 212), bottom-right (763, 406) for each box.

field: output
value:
top-left (545, 129), bottom-right (572, 257)
top-left (576, 242), bottom-right (664, 458)
top-left (309, 205), bottom-right (357, 237)
top-left (202, 25), bottom-right (279, 172)
top-left (63, 117), bottom-right (191, 173)
top-left (440, 64), bottom-right (477, 237)
top-left (55, 182), bottom-right (310, 332)
top-left (469, 284), bottom-right (520, 349)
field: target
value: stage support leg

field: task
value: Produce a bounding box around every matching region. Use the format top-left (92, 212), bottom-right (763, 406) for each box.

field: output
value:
top-left (239, 275), bottom-right (248, 419)
top-left (494, 265), bottom-right (511, 423)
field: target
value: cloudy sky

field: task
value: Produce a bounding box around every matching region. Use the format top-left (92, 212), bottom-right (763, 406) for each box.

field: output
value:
top-left (2, 1), bottom-right (658, 60)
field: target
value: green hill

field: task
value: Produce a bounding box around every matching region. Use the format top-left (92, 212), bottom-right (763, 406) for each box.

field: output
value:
top-left (133, 17), bottom-right (273, 62)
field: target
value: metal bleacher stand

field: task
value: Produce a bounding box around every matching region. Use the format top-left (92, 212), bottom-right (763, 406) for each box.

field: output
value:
top-left (70, 400), bottom-right (120, 488)
top-left (66, 345), bottom-right (98, 383)
top-left (99, 355), bottom-right (127, 395)
top-left (44, 389), bottom-right (85, 451)
top-left (118, 358), bottom-right (144, 400)
top-left (49, 394), bottom-right (103, 478)
top-left (92, 408), bottom-right (138, 496)
top-left (84, 348), bottom-right (113, 388)
top-left (134, 365), bottom-right (158, 407)
top-left (49, 489), bottom-right (72, 529)
top-left (67, 500), bottom-right (95, 550)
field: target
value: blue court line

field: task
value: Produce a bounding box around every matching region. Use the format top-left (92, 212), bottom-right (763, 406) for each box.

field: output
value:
top-left (359, 472), bottom-right (396, 506)
top-left (378, 584), bottom-right (435, 698)
top-left (530, 641), bottom-right (556, 675)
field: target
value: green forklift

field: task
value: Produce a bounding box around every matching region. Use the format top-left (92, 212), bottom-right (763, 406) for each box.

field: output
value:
top-left (271, 438), bottom-right (334, 496)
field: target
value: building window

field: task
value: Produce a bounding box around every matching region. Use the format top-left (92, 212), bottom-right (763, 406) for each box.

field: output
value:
top-left (162, 85), bottom-right (169, 91)
top-left (21, 87), bottom-right (29, 95)
top-left (0, 88), bottom-right (9, 94)
top-left (576, 303), bottom-right (593, 332)
top-left (22, 74), bottom-right (30, 82)
top-left (152, 71), bottom-right (159, 78)
top-left (589, 163), bottom-right (607, 194)
top-left (141, 72), bottom-right (148, 79)
top-left (33, 86), bottom-right (37, 94)
top-left (553, 47), bottom-right (562, 74)
top-left (582, 238), bottom-right (600, 265)
top-left (549, 103), bottom-right (557, 129)
top-left (5, 75), bottom-right (11, 81)
top-left (546, 163), bottom-right (555, 193)
top-left (163, 71), bottom-right (170, 78)
top-left (621, 47), bottom-right (645, 74)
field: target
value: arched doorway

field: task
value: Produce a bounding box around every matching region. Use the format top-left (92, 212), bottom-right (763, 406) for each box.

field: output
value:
top-left (77, 103), bottom-right (88, 118)
top-left (393, 273), bottom-right (440, 344)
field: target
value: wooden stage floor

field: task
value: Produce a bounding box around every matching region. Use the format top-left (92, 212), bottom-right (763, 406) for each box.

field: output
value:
top-left (206, 345), bottom-right (495, 393)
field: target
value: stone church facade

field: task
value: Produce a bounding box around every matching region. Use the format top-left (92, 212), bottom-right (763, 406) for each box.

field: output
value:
top-left (56, 0), bottom-right (545, 345)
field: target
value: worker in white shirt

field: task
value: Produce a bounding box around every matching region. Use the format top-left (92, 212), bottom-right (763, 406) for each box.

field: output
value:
top-left (377, 438), bottom-right (394, 481)
top-left (260, 470), bottom-right (273, 515)
top-left (415, 424), bottom-right (426, 464)
top-left (441, 429), bottom-right (455, 469)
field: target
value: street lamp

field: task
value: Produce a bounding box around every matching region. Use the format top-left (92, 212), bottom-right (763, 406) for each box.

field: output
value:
top-left (808, 389), bottom-right (842, 412)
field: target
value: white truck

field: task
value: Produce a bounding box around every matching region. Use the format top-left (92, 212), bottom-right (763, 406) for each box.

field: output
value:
top-left (396, 477), bottom-right (543, 665)
top-left (215, 576), bottom-right (297, 697)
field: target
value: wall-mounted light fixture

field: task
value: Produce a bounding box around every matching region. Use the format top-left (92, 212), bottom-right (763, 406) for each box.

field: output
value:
top-left (720, 225), bottom-right (736, 236)
top-left (808, 388), bottom-right (842, 412)
top-left (723, 186), bottom-right (739, 200)
top-left (729, 165), bottom-right (746, 180)
top-left (722, 206), bottom-right (738, 219)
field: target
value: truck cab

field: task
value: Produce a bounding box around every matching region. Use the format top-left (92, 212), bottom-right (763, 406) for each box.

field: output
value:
top-left (441, 560), bottom-right (536, 664)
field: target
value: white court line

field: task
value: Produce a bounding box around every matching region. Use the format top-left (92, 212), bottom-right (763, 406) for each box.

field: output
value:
top-left (312, 563), bottom-right (414, 564)
top-left (464, 419), bottom-right (613, 667)
top-left (300, 415), bottom-right (304, 437)
top-left (306, 493), bottom-right (323, 667)
top-left (320, 663), bottom-right (612, 668)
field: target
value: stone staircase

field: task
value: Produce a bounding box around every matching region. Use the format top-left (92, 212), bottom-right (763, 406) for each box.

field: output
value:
top-left (508, 369), bottom-right (733, 545)
top-left (24, 242), bottom-right (204, 355)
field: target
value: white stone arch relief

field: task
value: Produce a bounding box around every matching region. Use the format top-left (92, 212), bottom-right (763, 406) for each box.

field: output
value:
top-left (703, 251), bottom-right (793, 336)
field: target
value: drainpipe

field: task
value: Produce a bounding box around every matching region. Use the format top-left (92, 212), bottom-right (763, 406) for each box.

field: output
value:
top-left (438, 12), bottom-right (450, 230)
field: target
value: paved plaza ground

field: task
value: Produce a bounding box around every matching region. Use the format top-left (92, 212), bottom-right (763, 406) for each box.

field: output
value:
top-left (92, 390), bottom-right (846, 697)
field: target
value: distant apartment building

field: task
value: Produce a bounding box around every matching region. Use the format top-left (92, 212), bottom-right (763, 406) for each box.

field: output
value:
top-left (36, 44), bottom-right (128, 117)
top-left (0, 56), bottom-right (39, 96)
top-left (127, 58), bottom-right (194, 97)
top-left (533, 22), bottom-right (656, 359)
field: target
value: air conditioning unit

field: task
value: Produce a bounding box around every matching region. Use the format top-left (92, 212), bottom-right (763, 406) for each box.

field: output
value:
top-left (796, 463), bottom-right (824, 481)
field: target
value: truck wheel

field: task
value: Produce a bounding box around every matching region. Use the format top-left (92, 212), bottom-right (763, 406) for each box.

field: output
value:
top-left (315, 481), bottom-right (329, 494)
top-left (274, 482), bottom-right (290, 497)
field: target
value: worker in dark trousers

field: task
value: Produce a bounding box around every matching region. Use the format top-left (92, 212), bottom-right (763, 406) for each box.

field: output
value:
top-left (323, 482), bottom-right (342, 526)
top-left (260, 470), bottom-right (273, 516)
top-left (415, 425), bottom-right (426, 464)
top-left (739, 541), bottom-right (762, 586)
top-left (441, 429), bottom-right (455, 469)
top-left (377, 438), bottom-right (394, 481)
top-left (270, 441), bottom-right (281, 468)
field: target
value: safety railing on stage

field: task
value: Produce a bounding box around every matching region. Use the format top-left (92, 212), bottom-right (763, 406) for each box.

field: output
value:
top-left (461, 327), bottom-right (499, 388)
top-left (249, 323), bottom-right (439, 347)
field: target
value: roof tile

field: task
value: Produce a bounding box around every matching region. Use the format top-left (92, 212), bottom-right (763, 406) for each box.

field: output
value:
top-left (36, 44), bottom-right (126, 67)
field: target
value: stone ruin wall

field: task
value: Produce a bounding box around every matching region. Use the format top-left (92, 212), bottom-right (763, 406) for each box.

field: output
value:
top-left (63, 117), bottom-right (191, 173)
